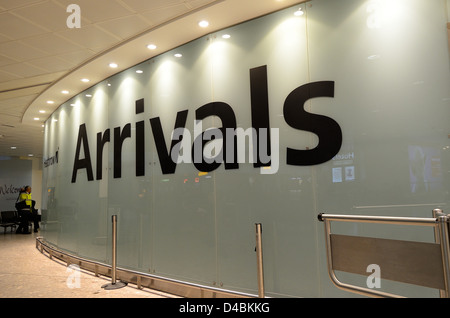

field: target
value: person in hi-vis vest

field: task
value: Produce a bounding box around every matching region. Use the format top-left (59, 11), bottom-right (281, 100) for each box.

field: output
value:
top-left (16, 186), bottom-right (39, 234)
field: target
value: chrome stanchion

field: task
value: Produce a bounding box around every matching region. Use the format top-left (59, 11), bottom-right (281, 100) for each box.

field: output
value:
top-left (102, 215), bottom-right (127, 290)
top-left (255, 223), bottom-right (265, 298)
top-left (433, 209), bottom-right (446, 298)
top-left (433, 209), bottom-right (448, 298)
top-left (437, 212), bottom-right (450, 298)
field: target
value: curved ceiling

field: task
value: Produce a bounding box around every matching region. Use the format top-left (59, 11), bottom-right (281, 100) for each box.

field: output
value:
top-left (0, 0), bottom-right (306, 159)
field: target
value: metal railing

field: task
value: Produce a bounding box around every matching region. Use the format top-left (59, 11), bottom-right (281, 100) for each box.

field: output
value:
top-left (318, 209), bottom-right (450, 298)
top-left (36, 235), bottom-right (257, 298)
top-left (101, 215), bottom-right (127, 290)
top-left (35, 220), bottom-right (268, 298)
top-left (255, 223), bottom-right (265, 298)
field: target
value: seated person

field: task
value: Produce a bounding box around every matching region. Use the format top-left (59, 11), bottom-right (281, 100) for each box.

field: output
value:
top-left (15, 186), bottom-right (37, 234)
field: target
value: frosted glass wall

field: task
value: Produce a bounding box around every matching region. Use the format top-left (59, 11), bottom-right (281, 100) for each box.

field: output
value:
top-left (41, 0), bottom-right (450, 297)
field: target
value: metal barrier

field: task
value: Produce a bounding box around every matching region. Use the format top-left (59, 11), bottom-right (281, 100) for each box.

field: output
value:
top-left (36, 236), bottom-right (255, 298)
top-left (318, 209), bottom-right (450, 298)
top-left (255, 223), bottom-right (265, 298)
top-left (35, 219), bottom-right (267, 298)
top-left (102, 215), bottom-right (127, 290)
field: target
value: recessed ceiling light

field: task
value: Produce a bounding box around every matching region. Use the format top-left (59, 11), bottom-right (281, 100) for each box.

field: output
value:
top-left (81, 78), bottom-right (90, 82)
top-left (47, 100), bottom-right (54, 104)
top-left (367, 54), bottom-right (381, 60)
top-left (294, 8), bottom-right (304, 16)
top-left (174, 53), bottom-right (182, 58)
top-left (147, 44), bottom-right (157, 50)
top-left (11, 146), bottom-right (16, 150)
top-left (39, 110), bottom-right (46, 113)
top-left (86, 94), bottom-right (92, 97)
top-left (61, 90), bottom-right (69, 94)
top-left (34, 117), bottom-right (40, 121)
top-left (109, 63), bottom-right (118, 68)
top-left (136, 70), bottom-right (143, 74)
top-left (222, 34), bottom-right (231, 39)
top-left (198, 20), bottom-right (209, 28)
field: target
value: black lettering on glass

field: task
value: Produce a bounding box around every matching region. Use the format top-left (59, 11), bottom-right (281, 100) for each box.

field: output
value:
top-left (114, 124), bottom-right (131, 178)
top-left (150, 110), bottom-right (188, 174)
top-left (136, 99), bottom-right (145, 176)
top-left (283, 81), bottom-right (342, 165)
top-left (250, 65), bottom-right (271, 167)
top-left (194, 102), bottom-right (238, 172)
top-left (72, 123), bottom-right (94, 183)
top-left (136, 121), bottom-right (145, 177)
top-left (96, 129), bottom-right (110, 180)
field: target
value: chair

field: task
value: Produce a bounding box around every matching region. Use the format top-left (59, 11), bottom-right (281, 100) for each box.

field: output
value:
top-left (318, 209), bottom-right (450, 298)
top-left (0, 211), bottom-right (18, 233)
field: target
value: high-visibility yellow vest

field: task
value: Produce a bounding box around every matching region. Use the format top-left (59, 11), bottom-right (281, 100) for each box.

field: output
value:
top-left (19, 193), bottom-right (32, 208)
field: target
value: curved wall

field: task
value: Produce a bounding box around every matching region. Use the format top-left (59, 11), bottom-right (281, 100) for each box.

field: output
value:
top-left (41, 0), bottom-right (450, 297)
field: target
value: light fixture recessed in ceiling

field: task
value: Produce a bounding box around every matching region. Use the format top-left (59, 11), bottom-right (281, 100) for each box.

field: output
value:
top-left (294, 8), bottom-right (304, 16)
top-left (198, 20), bottom-right (209, 28)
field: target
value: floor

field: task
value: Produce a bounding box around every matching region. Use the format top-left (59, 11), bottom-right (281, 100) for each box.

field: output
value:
top-left (0, 229), bottom-right (179, 298)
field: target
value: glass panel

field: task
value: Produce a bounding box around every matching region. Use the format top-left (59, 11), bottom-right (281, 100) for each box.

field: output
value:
top-left (106, 64), bottom-right (151, 270)
top-left (148, 38), bottom-right (217, 284)
top-left (307, 0), bottom-right (450, 297)
top-left (210, 5), bottom-right (317, 296)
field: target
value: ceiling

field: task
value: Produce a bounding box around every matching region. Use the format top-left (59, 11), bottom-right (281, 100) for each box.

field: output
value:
top-left (0, 0), bottom-right (307, 160)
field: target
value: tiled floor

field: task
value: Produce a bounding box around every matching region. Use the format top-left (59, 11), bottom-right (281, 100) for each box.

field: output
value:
top-left (0, 229), bottom-right (178, 298)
